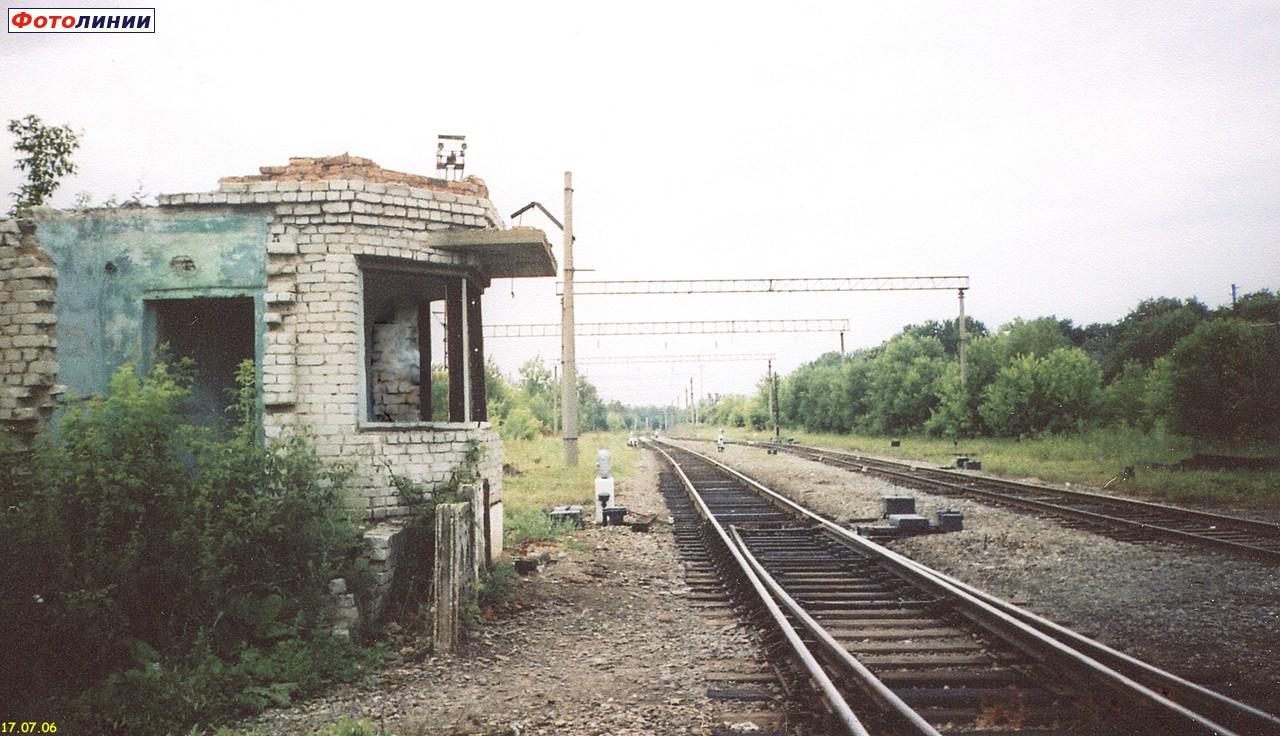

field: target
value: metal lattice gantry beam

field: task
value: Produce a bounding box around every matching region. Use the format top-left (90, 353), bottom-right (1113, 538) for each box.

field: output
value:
top-left (578, 353), bottom-right (776, 365)
top-left (484, 319), bottom-right (850, 338)
top-left (556, 275), bottom-right (970, 295)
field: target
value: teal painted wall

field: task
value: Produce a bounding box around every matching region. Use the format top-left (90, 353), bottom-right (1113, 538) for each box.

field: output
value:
top-left (35, 207), bottom-right (268, 399)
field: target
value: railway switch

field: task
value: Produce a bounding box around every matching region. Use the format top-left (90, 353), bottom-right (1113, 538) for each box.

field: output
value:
top-left (602, 506), bottom-right (628, 526)
top-left (882, 495), bottom-right (916, 516)
top-left (859, 496), bottom-right (964, 537)
top-left (888, 514), bottom-right (931, 532)
top-left (549, 505), bottom-right (585, 528)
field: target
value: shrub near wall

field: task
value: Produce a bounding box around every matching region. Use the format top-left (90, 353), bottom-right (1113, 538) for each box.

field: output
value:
top-left (0, 361), bottom-right (374, 735)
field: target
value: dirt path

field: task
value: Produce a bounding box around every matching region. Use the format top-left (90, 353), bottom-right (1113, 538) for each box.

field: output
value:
top-left (236, 450), bottom-right (786, 736)
top-left (238, 441), bottom-right (1280, 733)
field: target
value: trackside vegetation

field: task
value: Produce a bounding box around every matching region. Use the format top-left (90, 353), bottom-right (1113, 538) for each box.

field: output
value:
top-left (500, 431), bottom-right (640, 548)
top-left (703, 426), bottom-right (1279, 509)
top-left (701, 291), bottom-right (1280, 442)
top-left (0, 361), bottom-right (379, 735)
top-left (696, 291), bottom-right (1280, 507)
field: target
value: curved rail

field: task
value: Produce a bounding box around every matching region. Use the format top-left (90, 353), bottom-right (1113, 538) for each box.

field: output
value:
top-left (649, 438), bottom-right (1280, 735)
top-left (742, 440), bottom-right (1280, 561)
top-left (654, 441), bottom-right (935, 735)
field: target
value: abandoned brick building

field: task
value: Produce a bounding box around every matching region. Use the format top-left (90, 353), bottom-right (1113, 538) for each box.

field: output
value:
top-left (0, 154), bottom-right (556, 624)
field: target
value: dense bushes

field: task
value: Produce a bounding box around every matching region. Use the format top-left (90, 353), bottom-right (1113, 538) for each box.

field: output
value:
top-left (699, 289), bottom-right (1279, 444)
top-left (1165, 319), bottom-right (1280, 441)
top-left (1, 361), bottom-right (373, 734)
top-left (979, 348), bottom-right (1101, 437)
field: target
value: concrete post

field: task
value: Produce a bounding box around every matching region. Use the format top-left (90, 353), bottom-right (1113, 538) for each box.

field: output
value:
top-left (958, 288), bottom-right (968, 390)
top-left (561, 172), bottom-right (579, 466)
top-left (432, 501), bottom-right (476, 654)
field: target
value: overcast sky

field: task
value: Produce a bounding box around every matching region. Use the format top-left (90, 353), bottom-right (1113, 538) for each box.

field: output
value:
top-left (3, 1), bottom-right (1277, 406)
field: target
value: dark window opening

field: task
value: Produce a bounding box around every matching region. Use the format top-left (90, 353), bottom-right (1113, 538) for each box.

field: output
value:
top-left (362, 263), bottom-right (486, 424)
top-left (151, 297), bottom-right (255, 423)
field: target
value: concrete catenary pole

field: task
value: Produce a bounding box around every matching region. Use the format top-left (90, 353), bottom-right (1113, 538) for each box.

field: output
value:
top-left (767, 358), bottom-right (773, 429)
top-left (690, 377), bottom-right (696, 426)
top-left (958, 288), bottom-right (968, 390)
top-left (561, 172), bottom-right (579, 466)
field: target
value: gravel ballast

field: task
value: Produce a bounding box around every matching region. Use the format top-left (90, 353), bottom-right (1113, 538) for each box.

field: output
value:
top-left (236, 441), bottom-right (1279, 733)
top-left (687, 440), bottom-right (1280, 713)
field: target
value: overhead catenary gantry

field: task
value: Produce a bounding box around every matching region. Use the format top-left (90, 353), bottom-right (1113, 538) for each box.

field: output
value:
top-left (578, 353), bottom-right (776, 365)
top-left (516, 177), bottom-right (970, 450)
top-left (484, 319), bottom-right (850, 338)
top-left (556, 275), bottom-right (969, 295)
top-left (557, 275), bottom-right (972, 388)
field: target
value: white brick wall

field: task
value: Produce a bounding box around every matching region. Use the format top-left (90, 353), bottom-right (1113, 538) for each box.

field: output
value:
top-left (0, 217), bottom-right (63, 442)
top-left (158, 176), bottom-right (505, 533)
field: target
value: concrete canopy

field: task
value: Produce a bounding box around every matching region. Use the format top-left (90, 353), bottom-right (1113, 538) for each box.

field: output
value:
top-left (428, 226), bottom-right (557, 279)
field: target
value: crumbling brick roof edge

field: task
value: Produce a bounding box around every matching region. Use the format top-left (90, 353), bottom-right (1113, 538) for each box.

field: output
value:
top-left (217, 154), bottom-right (489, 200)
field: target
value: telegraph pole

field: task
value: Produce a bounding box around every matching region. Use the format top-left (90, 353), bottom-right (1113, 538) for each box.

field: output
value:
top-left (560, 172), bottom-right (579, 466)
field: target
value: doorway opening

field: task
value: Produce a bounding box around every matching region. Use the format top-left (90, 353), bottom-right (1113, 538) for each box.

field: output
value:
top-left (151, 296), bottom-right (256, 423)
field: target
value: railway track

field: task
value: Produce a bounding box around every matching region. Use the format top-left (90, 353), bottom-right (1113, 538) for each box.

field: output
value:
top-left (731, 439), bottom-right (1280, 561)
top-left (649, 439), bottom-right (1280, 736)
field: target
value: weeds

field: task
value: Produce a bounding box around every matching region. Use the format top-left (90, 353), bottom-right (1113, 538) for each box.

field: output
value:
top-left (500, 431), bottom-right (640, 547)
top-left (206, 718), bottom-right (392, 736)
top-left (0, 361), bottom-right (375, 734)
top-left (711, 424), bottom-right (1279, 509)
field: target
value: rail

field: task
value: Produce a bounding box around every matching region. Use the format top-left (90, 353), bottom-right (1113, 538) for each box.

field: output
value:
top-left (647, 438), bottom-right (1280, 735)
top-left (740, 439), bottom-right (1280, 561)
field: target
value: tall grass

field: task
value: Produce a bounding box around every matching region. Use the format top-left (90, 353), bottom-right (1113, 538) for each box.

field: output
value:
top-left (501, 431), bottom-right (641, 547)
top-left (694, 424), bottom-right (1279, 509)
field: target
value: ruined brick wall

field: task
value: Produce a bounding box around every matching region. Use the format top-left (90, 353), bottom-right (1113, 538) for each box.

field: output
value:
top-left (0, 217), bottom-right (62, 442)
top-left (5, 156), bottom-right (519, 636)
top-left (218, 153), bottom-right (491, 201)
top-left (369, 304), bottom-right (420, 422)
top-left (157, 159), bottom-right (506, 549)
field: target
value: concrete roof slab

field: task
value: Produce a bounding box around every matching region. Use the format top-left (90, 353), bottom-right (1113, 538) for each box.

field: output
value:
top-left (430, 226), bottom-right (557, 279)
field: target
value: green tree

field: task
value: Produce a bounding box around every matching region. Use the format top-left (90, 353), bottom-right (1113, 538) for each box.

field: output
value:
top-left (838, 352), bottom-right (876, 432)
top-left (925, 329), bottom-right (1016, 438)
top-left (901, 315), bottom-right (988, 356)
top-left (1102, 297), bottom-right (1209, 379)
top-left (517, 357), bottom-right (557, 431)
top-left (926, 363), bottom-right (973, 439)
top-left (865, 335), bottom-right (947, 434)
top-left (1165, 320), bottom-right (1280, 442)
top-left (787, 361), bottom-right (846, 432)
top-left (1098, 359), bottom-right (1163, 429)
top-left (576, 377), bottom-right (608, 432)
top-left (485, 362), bottom-right (541, 440)
top-left (8, 114), bottom-right (80, 214)
top-left (999, 316), bottom-right (1073, 360)
top-left (1068, 321), bottom-right (1112, 365)
top-left (1218, 288), bottom-right (1280, 324)
top-left (979, 347), bottom-right (1101, 437)
top-left (748, 376), bottom-right (773, 430)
